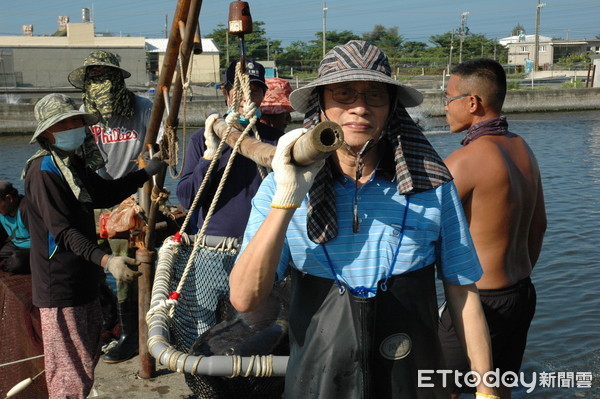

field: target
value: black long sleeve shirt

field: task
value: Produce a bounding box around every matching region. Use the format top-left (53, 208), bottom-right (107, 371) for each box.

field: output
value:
top-left (24, 154), bottom-right (148, 308)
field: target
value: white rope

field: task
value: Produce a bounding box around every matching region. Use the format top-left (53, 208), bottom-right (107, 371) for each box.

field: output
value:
top-left (0, 354), bottom-right (44, 368)
top-left (166, 41), bottom-right (196, 179)
top-left (172, 60), bottom-right (260, 299)
top-left (146, 61), bottom-right (277, 379)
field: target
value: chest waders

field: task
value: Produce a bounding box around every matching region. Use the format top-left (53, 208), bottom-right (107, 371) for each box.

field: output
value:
top-left (285, 265), bottom-right (449, 399)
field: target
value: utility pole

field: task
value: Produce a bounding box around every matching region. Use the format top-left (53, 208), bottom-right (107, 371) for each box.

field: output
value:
top-left (448, 29), bottom-right (455, 73)
top-left (459, 12), bottom-right (469, 64)
top-left (323, 0), bottom-right (328, 58)
top-left (493, 38), bottom-right (497, 60)
top-left (164, 14), bottom-right (168, 38)
top-left (534, 0), bottom-right (546, 71)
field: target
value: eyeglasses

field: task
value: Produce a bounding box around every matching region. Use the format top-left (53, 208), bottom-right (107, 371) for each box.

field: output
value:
top-left (442, 93), bottom-right (482, 106)
top-left (325, 87), bottom-right (390, 107)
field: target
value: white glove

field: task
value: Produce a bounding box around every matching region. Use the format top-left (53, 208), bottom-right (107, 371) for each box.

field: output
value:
top-left (105, 255), bottom-right (142, 282)
top-left (203, 113), bottom-right (221, 160)
top-left (271, 128), bottom-right (325, 209)
top-left (143, 152), bottom-right (166, 176)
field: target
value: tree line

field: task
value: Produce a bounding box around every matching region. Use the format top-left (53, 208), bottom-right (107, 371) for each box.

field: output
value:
top-left (207, 22), bottom-right (508, 77)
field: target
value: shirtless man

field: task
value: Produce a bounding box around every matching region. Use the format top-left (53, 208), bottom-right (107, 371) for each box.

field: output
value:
top-left (438, 58), bottom-right (547, 398)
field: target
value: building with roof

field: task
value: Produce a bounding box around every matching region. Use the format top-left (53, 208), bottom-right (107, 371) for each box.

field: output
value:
top-left (0, 23), bottom-right (147, 88)
top-left (501, 34), bottom-right (600, 67)
top-left (145, 38), bottom-right (220, 85)
top-left (0, 22), bottom-right (220, 88)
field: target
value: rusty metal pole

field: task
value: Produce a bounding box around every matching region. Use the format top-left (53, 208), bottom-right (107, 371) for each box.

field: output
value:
top-left (137, 248), bottom-right (156, 379)
top-left (137, 0), bottom-right (204, 379)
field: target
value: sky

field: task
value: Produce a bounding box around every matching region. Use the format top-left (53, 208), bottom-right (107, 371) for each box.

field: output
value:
top-left (1, 1), bottom-right (598, 47)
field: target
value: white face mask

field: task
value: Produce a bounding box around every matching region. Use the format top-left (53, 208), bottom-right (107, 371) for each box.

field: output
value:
top-left (52, 127), bottom-right (86, 151)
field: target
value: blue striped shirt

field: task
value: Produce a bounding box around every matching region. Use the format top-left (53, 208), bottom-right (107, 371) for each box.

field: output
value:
top-left (241, 172), bottom-right (482, 297)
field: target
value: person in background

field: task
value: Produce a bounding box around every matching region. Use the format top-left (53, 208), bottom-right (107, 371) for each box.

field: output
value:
top-left (68, 50), bottom-right (157, 363)
top-left (0, 180), bottom-right (30, 275)
top-left (176, 58), bottom-right (286, 396)
top-left (229, 40), bottom-right (497, 399)
top-left (68, 49), bottom-right (154, 180)
top-left (22, 93), bottom-right (164, 398)
top-left (438, 58), bottom-right (546, 399)
top-left (177, 59), bottom-right (283, 239)
top-left (260, 77), bottom-right (295, 131)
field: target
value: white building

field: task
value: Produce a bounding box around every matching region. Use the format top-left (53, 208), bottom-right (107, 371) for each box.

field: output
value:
top-left (145, 38), bottom-right (220, 85)
top-left (500, 34), bottom-right (600, 67)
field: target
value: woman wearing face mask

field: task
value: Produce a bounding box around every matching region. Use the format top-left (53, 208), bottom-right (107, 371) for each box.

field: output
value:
top-left (21, 93), bottom-right (166, 399)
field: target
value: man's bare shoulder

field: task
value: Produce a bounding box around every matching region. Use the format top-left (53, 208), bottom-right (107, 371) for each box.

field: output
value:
top-left (445, 138), bottom-right (493, 172)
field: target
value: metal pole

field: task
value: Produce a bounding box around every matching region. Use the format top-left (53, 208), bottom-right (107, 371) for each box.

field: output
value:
top-left (448, 29), bottom-right (455, 72)
top-left (534, 1), bottom-right (546, 71)
top-left (137, 249), bottom-right (156, 379)
top-left (459, 12), bottom-right (469, 64)
top-left (322, 0), bottom-right (328, 58)
top-left (226, 30), bottom-right (229, 65)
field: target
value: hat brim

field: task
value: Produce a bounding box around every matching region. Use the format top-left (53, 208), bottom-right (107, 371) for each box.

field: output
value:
top-left (226, 77), bottom-right (268, 92)
top-left (68, 63), bottom-right (132, 90)
top-left (289, 69), bottom-right (423, 113)
top-left (31, 110), bottom-right (99, 144)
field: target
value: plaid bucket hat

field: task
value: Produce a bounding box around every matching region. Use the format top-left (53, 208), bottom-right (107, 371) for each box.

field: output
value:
top-left (261, 77), bottom-right (294, 114)
top-left (31, 94), bottom-right (99, 143)
top-left (289, 40), bottom-right (423, 113)
top-left (68, 50), bottom-right (131, 90)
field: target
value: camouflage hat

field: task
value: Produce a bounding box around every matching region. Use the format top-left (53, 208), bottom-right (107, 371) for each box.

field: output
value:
top-left (31, 93), bottom-right (99, 144)
top-left (68, 50), bottom-right (131, 90)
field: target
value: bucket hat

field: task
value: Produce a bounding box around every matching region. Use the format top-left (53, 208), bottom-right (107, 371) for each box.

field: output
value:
top-left (225, 59), bottom-right (268, 91)
top-left (31, 94), bottom-right (99, 144)
top-left (289, 40), bottom-right (423, 113)
top-left (261, 77), bottom-right (294, 114)
top-left (68, 50), bottom-right (131, 90)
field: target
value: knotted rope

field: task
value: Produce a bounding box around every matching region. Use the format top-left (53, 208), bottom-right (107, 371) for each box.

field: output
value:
top-left (147, 58), bottom-right (262, 328)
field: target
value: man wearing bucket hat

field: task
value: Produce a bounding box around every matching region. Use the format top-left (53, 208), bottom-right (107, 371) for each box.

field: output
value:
top-left (230, 40), bottom-right (498, 398)
top-left (22, 93), bottom-right (164, 398)
top-left (68, 50), bottom-right (154, 180)
top-left (69, 50), bottom-right (159, 363)
top-left (260, 77), bottom-right (295, 131)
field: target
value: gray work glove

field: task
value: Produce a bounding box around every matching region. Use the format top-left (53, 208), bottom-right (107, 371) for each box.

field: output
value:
top-left (143, 151), bottom-right (166, 176)
top-left (271, 128), bottom-right (325, 208)
top-left (105, 255), bottom-right (142, 282)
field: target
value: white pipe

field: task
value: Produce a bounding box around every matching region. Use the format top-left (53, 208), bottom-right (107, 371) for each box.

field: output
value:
top-left (146, 238), bottom-right (289, 377)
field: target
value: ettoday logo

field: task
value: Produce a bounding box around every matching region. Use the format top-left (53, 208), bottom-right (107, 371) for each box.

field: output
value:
top-left (418, 369), bottom-right (593, 393)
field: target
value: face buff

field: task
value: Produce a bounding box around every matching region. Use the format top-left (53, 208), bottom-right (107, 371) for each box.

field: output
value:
top-left (83, 67), bottom-right (134, 122)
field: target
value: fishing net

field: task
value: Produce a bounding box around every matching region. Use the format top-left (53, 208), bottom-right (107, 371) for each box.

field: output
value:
top-left (0, 272), bottom-right (47, 398)
top-left (147, 60), bottom-right (286, 398)
top-left (151, 236), bottom-right (285, 398)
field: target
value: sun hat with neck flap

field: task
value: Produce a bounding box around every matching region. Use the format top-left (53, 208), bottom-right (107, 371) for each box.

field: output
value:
top-left (31, 93), bottom-right (99, 144)
top-left (68, 50), bottom-right (131, 90)
top-left (289, 40), bottom-right (423, 113)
